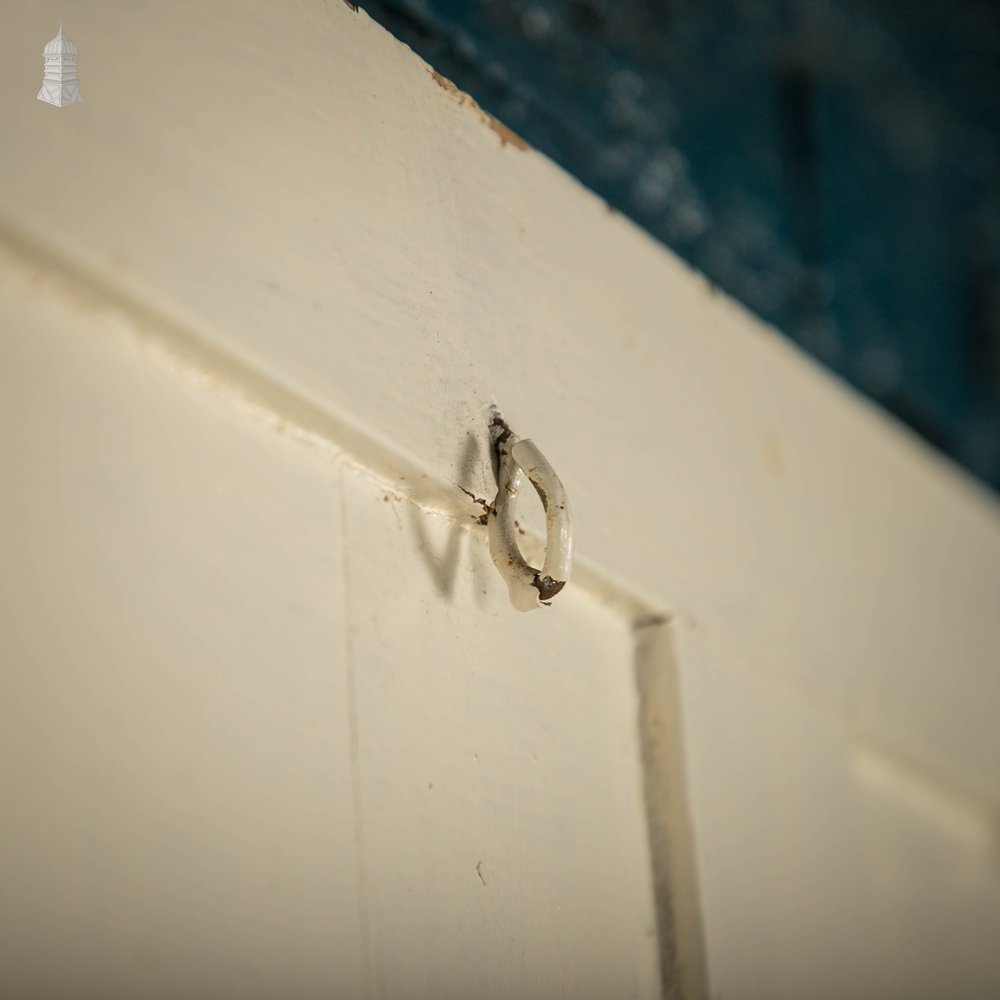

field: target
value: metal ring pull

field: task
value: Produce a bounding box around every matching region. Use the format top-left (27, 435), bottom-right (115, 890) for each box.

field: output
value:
top-left (488, 418), bottom-right (574, 611)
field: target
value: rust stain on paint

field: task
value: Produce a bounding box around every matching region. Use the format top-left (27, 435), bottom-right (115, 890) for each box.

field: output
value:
top-left (428, 69), bottom-right (529, 151)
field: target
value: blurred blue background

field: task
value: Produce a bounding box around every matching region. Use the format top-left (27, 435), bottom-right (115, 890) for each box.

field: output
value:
top-left (359, 0), bottom-right (1000, 492)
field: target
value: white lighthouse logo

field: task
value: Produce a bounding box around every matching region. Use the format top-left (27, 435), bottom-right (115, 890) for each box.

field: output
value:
top-left (37, 22), bottom-right (82, 107)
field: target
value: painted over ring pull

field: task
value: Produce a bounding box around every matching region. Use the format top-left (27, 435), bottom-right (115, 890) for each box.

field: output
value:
top-left (488, 416), bottom-right (573, 612)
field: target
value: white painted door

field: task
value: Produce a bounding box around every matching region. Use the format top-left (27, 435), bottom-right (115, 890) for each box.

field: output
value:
top-left (1, 4), bottom-right (999, 999)
top-left (0, 265), bottom-right (667, 998)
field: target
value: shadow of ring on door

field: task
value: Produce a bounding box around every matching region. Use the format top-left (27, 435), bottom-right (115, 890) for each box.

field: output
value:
top-left (405, 431), bottom-right (496, 604)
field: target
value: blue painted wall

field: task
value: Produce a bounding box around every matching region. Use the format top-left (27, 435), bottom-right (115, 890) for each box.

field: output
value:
top-left (358, 0), bottom-right (1000, 491)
